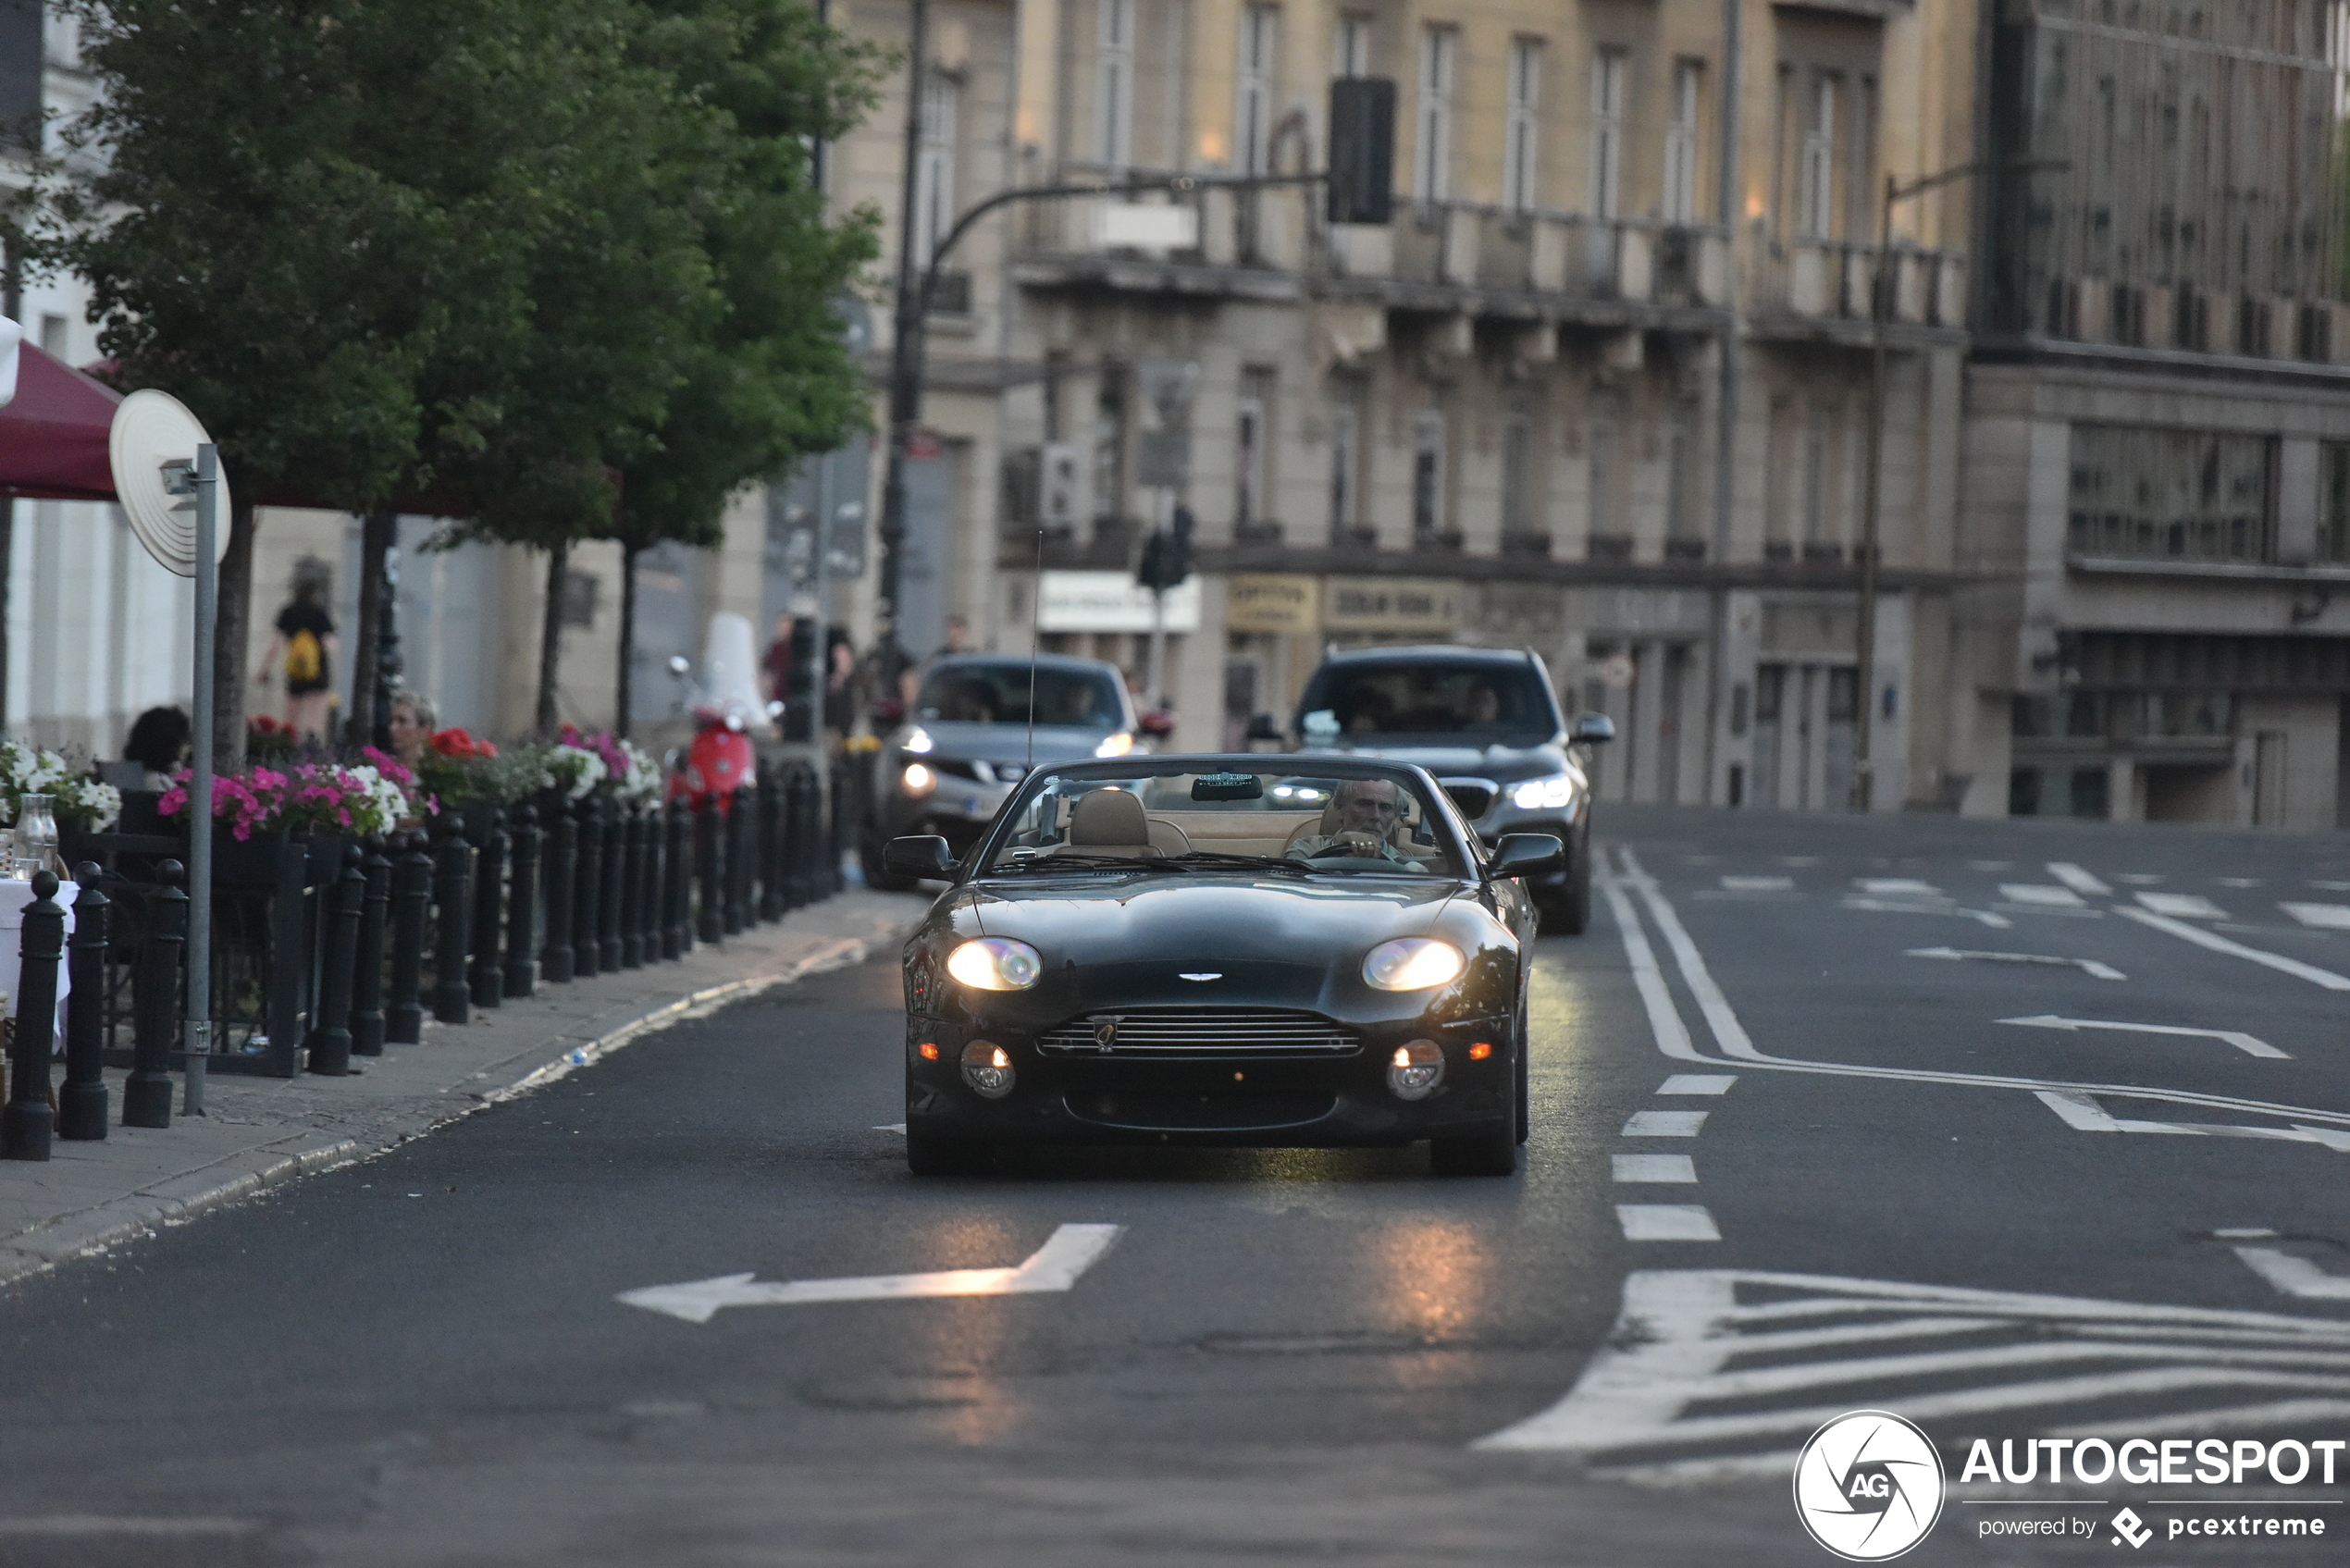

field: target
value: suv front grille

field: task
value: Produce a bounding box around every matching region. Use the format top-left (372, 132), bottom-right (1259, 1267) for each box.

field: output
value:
top-left (1036, 1007), bottom-right (1361, 1058)
top-left (1441, 778), bottom-right (1497, 820)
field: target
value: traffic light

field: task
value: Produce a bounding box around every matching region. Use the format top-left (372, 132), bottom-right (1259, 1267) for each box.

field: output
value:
top-left (1327, 78), bottom-right (1396, 226)
top-left (1134, 506), bottom-right (1195, 593)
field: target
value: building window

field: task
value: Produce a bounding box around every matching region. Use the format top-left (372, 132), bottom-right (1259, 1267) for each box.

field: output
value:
top-left (1095, 0), bottom-right (1134, 168)
top-left (1664, 415), bottom-right (1692, 539)
top-left (1416, 26), bottom-right (1454, 203)
top-left (1411, 407), bottom-right (1447, 538)
top-left (1236, 5), bottom-right (1279, 175)
top-left (1800, 411), bottom-right (1828, 547)
top-left (1590, 49), bottom-right (1627, 220)
top-left (2067, 425), bottom-right (2276, 563)
top-left (1588, 411), bottom-right (1618, 537)
top-left (1333, 11), bottom-right (1371, 78)
top-left (1328, 394), bottom-right (1362, 537)
top-left (1502, 408), bottom-right (1535, 536)
top-left (1664, 60), bottom-right (1701, 223)
top-left (912, 71), bottom-right (959, 266)
top-left (1235, 367), bottom-right (1274, 527)
top-left (2326, 442), bottom-right (2350, 563)
top-left (1798, 73), bottom-right (1837, 238)
top-left (1503, 38), bottom-right (1541, 215)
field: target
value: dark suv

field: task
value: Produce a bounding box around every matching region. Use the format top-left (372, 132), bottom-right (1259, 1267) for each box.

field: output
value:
top-left (1292, 646), bottom-right (1612, 932)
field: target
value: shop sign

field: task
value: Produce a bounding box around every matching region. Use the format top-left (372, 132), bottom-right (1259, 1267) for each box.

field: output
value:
top-left (1322, 577), bottom-right (1459, 634)
top-left (1036, 570), bottom-right (1203, 633)
top-left (1225, 574), bottom-right (1320, 634)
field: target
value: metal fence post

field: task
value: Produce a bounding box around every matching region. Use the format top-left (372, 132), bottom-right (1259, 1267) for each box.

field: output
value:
top-left (695, 793), bottom-right (724, 945)
top-left (352, 841), bottom-right (390, 1056)
top-left (386, 832), bottom-right (432, 1044)
top-left (432, 814), bottom-right (473, 1025)
top-left (503, 804), bottom-right (539, 997)
top-left (541, 801), bottom-right (575, 984)
top-left (663, 798), bottom-right (690, 959)
top-left (307, 845), bottom-right (364, 1076)
top-left (123, 860), bottom-right (186, 1129)
top-left (58, 862), bottom-right (109, 1141)
top-left (572, 795), bottom-right (603, 980)
top-left (468, 804), bottom-right (506, 1007)
top-left (4, 870), bottom-right (65, 1158)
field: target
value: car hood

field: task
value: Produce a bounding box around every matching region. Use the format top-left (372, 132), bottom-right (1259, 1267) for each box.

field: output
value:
top-left (900, 720), bottom-right (1119, 765)
top-left (1297, 741), bottom-right (1569, 781)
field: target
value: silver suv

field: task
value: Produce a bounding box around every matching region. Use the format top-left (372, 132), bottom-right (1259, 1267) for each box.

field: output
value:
top-left (1292, 646), bottom-right (1612, 932)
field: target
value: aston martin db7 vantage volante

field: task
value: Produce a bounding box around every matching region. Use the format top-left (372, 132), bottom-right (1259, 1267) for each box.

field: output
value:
top-left (883, 756), bottom-right (1564, 1178)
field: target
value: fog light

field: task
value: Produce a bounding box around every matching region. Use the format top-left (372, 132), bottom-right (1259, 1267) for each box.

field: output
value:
top-left (902, 762), bottom-right (937, 798)
top-left (1387, 1039), bottom-right (1444, 1101)
top-left (960, 1040), bottom-right (1015, 1099)
top-left (1467, 1041), bottom-right (1493, 1061)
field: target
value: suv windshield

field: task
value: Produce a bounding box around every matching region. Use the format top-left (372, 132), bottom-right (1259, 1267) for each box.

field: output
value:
top-left (1297, 660), bottom-right (1558, 745)
top-left (981, 763), bottom-right (1466, 879)
top-left (915, 664), bottom-right (1123, 729)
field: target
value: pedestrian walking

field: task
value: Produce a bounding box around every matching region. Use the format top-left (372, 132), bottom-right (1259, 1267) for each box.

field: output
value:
top-left (254, 576), bottom-right (339, 741)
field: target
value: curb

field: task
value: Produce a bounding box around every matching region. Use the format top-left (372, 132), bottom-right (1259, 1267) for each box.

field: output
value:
top-left (0, 923), bottom-right (905, 1292)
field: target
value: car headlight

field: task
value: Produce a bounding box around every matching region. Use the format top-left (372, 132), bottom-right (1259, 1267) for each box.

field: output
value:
top-left (1509, 772), bottom-right (1577, 811)
top-left (1363, 937), bottom-right (1466, 991)
top-left (901, 762), bottom-right (937, 798)
top-left (946, 937), bottom-right (1043, 991)
top-left (1095, 731), bottom-right (1135, 758)
top-left (902, 726), bottom-right (934, 754)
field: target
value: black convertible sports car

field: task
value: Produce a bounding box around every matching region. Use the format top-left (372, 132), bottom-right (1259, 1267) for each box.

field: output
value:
top-left (884, 755), bottom-right (1563, 1179)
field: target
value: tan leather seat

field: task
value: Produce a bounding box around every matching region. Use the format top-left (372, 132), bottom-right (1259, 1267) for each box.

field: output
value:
top-left (1063, 788), bottom-right (1160, 856)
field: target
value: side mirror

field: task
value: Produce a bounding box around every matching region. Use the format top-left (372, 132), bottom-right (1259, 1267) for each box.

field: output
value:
top-left (1572, 712), bottom-right (1616, 746)
top-left (1139, 710), bottom-right (1175, 738)
top-left (882, 835), bottom-right (957, 880)
top-left (667, 654), bottom-right (692, 678)
top-left (1486, 833), bottom-right (1565, 881)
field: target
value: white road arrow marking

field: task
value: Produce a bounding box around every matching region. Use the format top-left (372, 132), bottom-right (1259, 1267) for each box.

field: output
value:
top-left (2117, 907), bottom-right (2350, 991)
top-left (1907, 946), bottom-right (2124, 980)
top-left (617, 1224), bottom-right (1124, 1323)
top-left (2136, 891), bottom-right (2228, 920)
top-left (1843, 897), bottom-right (2011, 929)
top-left (2281, 902), bottom-right (2350, 931)
top-left (2235, 1248), bottom-right (2350, 1302)
top-left (2000, 1015), bottom-right (2287, 1059)
top-left (2035, 1091), bottom-right (2350, 1151)
top-left (2046, 862), bottom-right (2112, 896)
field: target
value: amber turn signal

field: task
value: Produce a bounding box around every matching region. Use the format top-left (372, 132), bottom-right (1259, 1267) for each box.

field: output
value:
top-left (918, 1042), bottom-right (941, 1060)
top-left (1467, 1042), bottom-right (1493, 1061)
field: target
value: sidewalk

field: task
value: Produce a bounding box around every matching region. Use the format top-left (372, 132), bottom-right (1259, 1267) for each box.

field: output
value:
top-left (0, 886), bottom-right (929, 1288)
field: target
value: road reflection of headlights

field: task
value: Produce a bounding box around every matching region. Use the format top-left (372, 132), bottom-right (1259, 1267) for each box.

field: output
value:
top-left (1510, 773), bottom-right (1577, 811)
top-left (1095, 732), bottom-right (1135, 758)
top-left (946, 937), bottom-right (1043, 991)
top-left (901, 762), bottom-right (937, 797)
top-left (1363, 937), bottom-right (1466, 991)
top-left (902, 727), bottom-right (935, 754)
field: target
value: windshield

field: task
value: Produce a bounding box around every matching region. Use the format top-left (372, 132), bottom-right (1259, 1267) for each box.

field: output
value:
top-left (981, 763), bottom-right (1467, 878)
top-left (1296, 660), bottom-right (1558, 745)
top-left (914, 663), bottom-right (1124, 730)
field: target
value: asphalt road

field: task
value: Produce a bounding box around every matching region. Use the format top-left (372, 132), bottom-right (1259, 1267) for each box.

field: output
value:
top-left (3, 806), bottom-right (2348, 1567)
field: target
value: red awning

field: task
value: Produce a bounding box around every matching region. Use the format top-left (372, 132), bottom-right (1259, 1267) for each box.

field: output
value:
top-left (0, 344), bottom-right (124, 502)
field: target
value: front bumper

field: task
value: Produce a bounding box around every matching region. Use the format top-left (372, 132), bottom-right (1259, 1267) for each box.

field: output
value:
top-left (904, 1011), bottom-right (1513, 1147)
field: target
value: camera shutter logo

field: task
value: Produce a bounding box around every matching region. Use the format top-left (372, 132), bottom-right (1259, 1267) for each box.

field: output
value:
top-left (1792, 1411), bottom-right (1945, 1561)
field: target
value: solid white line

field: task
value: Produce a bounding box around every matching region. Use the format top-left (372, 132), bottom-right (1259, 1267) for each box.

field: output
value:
top-left (1999, 1015), bottom-right (2287, 1059)
top-left (1606, 847), bottom-right (2350, 1129)
top-left (2032, 1091), bottom-right (2350, 1151)
top-left (2116, 907), bottom-right (2350, 991)
top-left (1613, 1154), bottom-right (1697, 1183)
top-left (1595, 866), bottom-right (1703, 1063)
top-left (1657, 1074), bottom-right (1737, 1095)
top-left (2052, 1398), bottom-right (2350, 1441)
top-left (1725, 1315), bottom-right (2008, 1354)
top-left (2235, 1248), bottom-right (2350, 1302)
top-left (1473, 1272), bottom-right (1742, 1452)
top-left (1617, 1204), bottom-right (1721, 1242)
top-left (1623, 1110), bottom-right (1709, 1138)
top-left (2047, 862), bottom-right (2112, 896)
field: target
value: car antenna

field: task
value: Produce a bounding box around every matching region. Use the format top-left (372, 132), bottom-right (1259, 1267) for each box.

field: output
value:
top-left (1026, 525), bottom-right (1043, 773)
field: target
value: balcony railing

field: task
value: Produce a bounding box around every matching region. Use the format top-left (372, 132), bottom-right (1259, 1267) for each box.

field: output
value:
top-left (1756, 239), bottom-right (1967, 328)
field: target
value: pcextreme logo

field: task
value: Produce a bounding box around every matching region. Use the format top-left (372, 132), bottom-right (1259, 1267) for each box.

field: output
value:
top-left (1793, 1411), bottom-right (1947, 1561)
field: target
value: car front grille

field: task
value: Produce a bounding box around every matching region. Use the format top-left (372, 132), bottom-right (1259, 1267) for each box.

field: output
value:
top-left (1441, 778), bottom-right (1498, 820)
top-left (1035, 1007), bottom-right (1361, 1058)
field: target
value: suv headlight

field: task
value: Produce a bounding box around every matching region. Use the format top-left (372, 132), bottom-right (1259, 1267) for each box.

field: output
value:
top-left (902, 726), bottom-right (935, 754)
top-left (1095, 732), bottom-right (1135, 758)
top-left (1363, 938), bottom-right (1466, 991)
top-left (1510, 773), bottom-right (1577, 811)
top-left (946, 937), bottom-right (1043, 991)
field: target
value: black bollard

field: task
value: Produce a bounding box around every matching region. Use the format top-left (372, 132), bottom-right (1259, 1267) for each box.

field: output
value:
top-left (572, 796), bottom-right (603, 979)
top-left (503, 805), bottom-right (539, 997)
top-left (468, 804), bottom-right (506, 1007)
top-left (122, 860), bottom-right (186, 1129)
top-left (722, 787), bottom-right (748, 936)
top-left (695, 793), bottom-right (724, 945)
top-left (541, 802), bottom-right (576, 984)
top-left (598, 798), bottom-right (626, 972)
top-left (618, 808), bottom-right (646, 969)
top-left (431, 813), bottom-right (473, 1025)
top-left (307, 844), bottom-right (365, 1075)
top-left (385, 832), bottom-right (433, 1044)
top-left (352, 842), bottom-right (390, 1056)
top-left (789, 765), bottom-right (820, 908)
top-left (756, 774), bottom-right (785, 922)
top-left (637, 806), bottom-right (664, 961)
top-left (4, 870), bottom-right (66, 1158)
top-left (662, 798), bottom-right (690, 959)
top-left (58, 863), bottom-right (109, 1141)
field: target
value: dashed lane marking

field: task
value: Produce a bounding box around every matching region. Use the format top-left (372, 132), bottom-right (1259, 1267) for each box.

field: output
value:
top-left (1999, 1015), bottom-right (2287, 1059)
top-left (1842, 896), bottom-right (2012, 929)
top-left (2135, 891), bottom-right (2228, 920)
top-left (2115, 873), bottom-right (2166, 885)
top-left (2216, 878), bottom-right (2264, 889)
top-left (1623, 1110), bottom-right (1710, 1138)
top-left (2046, 862), bottom-right (2112, 897)
top-left (1614, 1154), bottom-right (1698, 1183)
top-left (1999, 883), bottom-right (2087, 908)
top-left (2314, 881), bottom-right (2350, 893)
top-left (2034, 1091), bottom-right (2350, 1152)
top-left (874, 1123), bottom-right (907, 1135)
top-left (2234, 1247), bottom-right (2350, 1302)
top-left (1617, 1205), bottom-right (1722, 1242)
top-left (2116, 907), bottom-right (2350, 991)
top-left (1657, 1074), bottom-right (1738, 1095)
top-left (1905, 945), bottom-right (2125, 980)
top-left (2282, 902), bottom-right (2350, 931)
top-left (1855, 877), bottom-right (1940, 896)
top-left (1718, 875), bottom-right (1793, 892)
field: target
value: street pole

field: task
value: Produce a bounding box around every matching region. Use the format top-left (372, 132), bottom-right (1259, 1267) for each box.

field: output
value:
top-left (1704, 0), bottom-right (1745, 806)
top-left (1849, 171), bottom-right (1894, 813)
top-left (1146, 491), bottom-right (1169, 706)
top-left (183, 442), bottom-right (217, 1115)
top-left (874, 0), bottom-right (931, 674)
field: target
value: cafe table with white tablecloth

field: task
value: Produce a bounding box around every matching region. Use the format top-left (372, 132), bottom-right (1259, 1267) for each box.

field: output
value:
top-left (0, 877), bottom-right (78, 1047)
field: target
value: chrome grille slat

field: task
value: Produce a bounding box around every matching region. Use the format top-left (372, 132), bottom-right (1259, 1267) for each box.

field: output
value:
top-left (1037, 1007), bottom-right (1360, 1057)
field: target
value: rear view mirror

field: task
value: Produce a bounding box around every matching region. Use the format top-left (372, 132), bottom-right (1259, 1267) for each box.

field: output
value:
top-left (882, 835), bottom-right (956, 880)
top-left (1572, 712), bottom-right (1616, 746)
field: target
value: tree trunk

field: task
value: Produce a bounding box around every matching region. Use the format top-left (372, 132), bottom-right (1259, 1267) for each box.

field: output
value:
top-left (215, 497), bottom-right (258, 769)
top-left (615, 544), bottom-right (637, 738)
top-left (536, 539), bottom-right (568, 738)
top-left (346, 508), bottom-right (396, 751)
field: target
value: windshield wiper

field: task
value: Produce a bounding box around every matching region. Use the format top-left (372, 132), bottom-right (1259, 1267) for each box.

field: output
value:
top-left (983, 851), bottom-right (1171, 874)
top-left (1167, 851), bottom-right (1316, 876)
